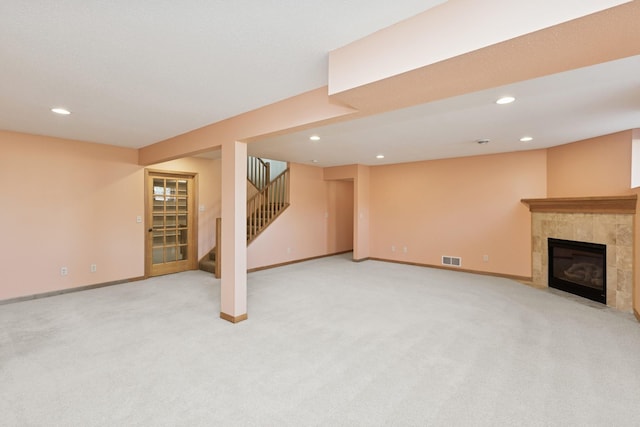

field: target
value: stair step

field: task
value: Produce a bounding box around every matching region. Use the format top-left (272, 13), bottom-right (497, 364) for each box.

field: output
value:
top-left (198, 258), bottom-right (216, 274)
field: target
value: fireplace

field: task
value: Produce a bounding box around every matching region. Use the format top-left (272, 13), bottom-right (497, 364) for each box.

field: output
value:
top-left (548, 238), bottom-right (606, 304)
top-left (522, 195), bottom-right (635, 311)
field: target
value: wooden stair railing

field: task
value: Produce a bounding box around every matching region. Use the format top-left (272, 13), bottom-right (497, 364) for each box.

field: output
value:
top-left (247, 168), bottom-right (290, 244)
top-left (247, 156), bottom-right (270, 191)
top-left (206, 161), bottom-right (289, 277)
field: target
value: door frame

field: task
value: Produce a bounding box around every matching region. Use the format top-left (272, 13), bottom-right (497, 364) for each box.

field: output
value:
top-left (144, 169), bottom-right (199, 277)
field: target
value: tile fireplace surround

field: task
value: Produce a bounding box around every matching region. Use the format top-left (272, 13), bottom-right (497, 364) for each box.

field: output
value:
top-left (521, 196), bottom-right (637, 312)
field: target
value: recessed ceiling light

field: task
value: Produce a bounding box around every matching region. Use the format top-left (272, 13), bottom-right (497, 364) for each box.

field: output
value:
top-left (376, 154), bottom-right (385, 159)
top-left (51, 107), bottom-right (71, 115)
top-left (311, 159), bottom-right (319, 163)
top-left (496, 96), bottom-right (515, 105)
top-left (309, 135), bottom-right (320, 141)
top-left (520, 136), bottom-right (533, 142)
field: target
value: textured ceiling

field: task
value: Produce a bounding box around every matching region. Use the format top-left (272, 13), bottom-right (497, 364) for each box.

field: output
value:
top-left (250, 56), bottom-right (640, 166)
top-left (0, 0), bottom-right (444, 147)
top-left (2, 1), bottom-right (639, 168)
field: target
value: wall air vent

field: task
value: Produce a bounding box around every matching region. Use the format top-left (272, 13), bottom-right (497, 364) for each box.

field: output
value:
top-left (442, 256), bottom-right (462, 267)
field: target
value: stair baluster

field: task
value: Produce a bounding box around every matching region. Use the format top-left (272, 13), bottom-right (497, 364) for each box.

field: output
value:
top-left (247, 168), bottom-right (289, 244)
top-left (201, 159), bottom-right (289, 275)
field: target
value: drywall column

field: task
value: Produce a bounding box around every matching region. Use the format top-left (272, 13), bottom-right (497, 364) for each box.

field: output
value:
top-left (635, 130), bottom-right (640, 321)
top-left (328, 0), bottom-right (632, 95)
top-left (631, 130), bottom-right (640, 189)
top-left (632, 130), bottom-right (640, 321)
top-left (354, 165), bottom-right (370, 260)
top-left (220, 140), bottom-right (247, 323)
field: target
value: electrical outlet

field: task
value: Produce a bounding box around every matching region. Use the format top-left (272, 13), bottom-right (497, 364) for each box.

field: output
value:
top-left (60, 267), bottom-right (68, 276)
top-left (391, 245), bottom-right (396, 252)
top-left (287, 247), bottom-right (291, 254)
top-left (403, 246), bottom-right (408, 253)
top-left (483, 255), bottom-right (489, 262)
top-left (90, 264), bottom-right (97, 273)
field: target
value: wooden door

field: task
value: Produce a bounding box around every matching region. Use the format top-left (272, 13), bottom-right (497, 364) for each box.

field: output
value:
top-left (145, 170), bottom-right (197, 276)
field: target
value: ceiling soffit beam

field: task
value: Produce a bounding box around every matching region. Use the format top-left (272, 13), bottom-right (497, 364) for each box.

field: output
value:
top-left (328, 0), bottom-right (639, 114)
top-left (138, 87), bottom-right (357, 166)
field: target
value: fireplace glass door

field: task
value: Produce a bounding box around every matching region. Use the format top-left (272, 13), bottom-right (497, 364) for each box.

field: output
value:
top-left (548, 238), bottom-right (606, 304)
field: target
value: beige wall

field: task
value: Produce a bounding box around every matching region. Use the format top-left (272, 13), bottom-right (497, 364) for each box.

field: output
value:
top-left (3, 128), bottom-right (639, 317)
top-left (0, 131), bottom-right (222, 300)
top-left (0, 129), bottom-right (352, 301)
top-left (546, 130), bottom-right (639, 316)
top-left (547, 131), bottom-right (632, 197)
top-left (369, 150), bottom-right (548, 278)
top-left (1, 131), bottom-right (143, 300)
top-left (323, 165), bottom-right (370, 260)
top-left (327, 180), bottom-right (354, 254)
top-left (247, 163), bottom-right (353, 270)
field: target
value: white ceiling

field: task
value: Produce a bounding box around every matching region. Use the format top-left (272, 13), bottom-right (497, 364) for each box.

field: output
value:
top-left (251, 55), bottom-right (640, 166)
top-left (2, 1), bottom-right (639, 167)
top-left (0, 0), bottom-right (444, 147)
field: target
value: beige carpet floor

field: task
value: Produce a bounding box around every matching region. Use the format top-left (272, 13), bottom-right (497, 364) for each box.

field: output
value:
top-left (1, 253), bottom-right (640, 426)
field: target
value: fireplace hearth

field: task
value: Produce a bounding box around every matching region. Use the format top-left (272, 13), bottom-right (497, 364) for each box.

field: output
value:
top-left (548, 238), bottom-right (606, 304)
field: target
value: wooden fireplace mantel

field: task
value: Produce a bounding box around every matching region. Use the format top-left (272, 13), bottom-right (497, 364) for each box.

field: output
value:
top-left (521, 195), bottom-right (637, 214)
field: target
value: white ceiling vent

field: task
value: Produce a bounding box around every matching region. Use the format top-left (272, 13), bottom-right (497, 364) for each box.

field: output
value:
top-left (442, 256), bottom-right (462, 267)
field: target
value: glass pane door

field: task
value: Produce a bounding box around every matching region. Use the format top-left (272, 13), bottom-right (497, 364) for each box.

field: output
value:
top-left (147, 172), bottom-right (195, 276)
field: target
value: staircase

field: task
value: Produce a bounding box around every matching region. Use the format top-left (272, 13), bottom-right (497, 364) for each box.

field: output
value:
top-left (199, 157), bottom-right (289, 274)
top-left (198, 245), bottom-right (217, 273)
top-left (246, 166), bottom-right (290, 244)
